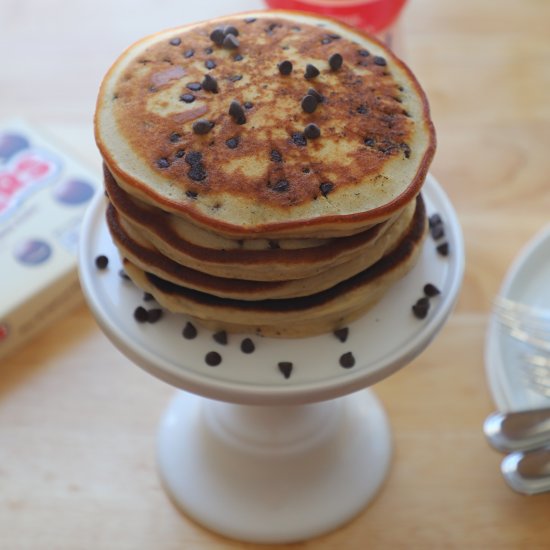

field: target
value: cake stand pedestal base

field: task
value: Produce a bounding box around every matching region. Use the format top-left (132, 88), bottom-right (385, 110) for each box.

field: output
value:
top-left (157, 388), bottom-right (391, 544)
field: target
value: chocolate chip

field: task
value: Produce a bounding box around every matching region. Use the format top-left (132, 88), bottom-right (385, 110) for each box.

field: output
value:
top-left (270, 149), bottom-right (283, 162)
top-left (291, 132), bottom-right (307, 146)
top-left (437, 242), bottom-right (450, 256)
top-left (268, 240), bottom-right (280, 249)
top-left (186, 151), bottom-right (202, 165)
top-left (134, 306), bottom-right (148, 323)
top-left (223, 34), bottom-right (239, 49)
top-left (424, 283), bottom-right (441, 297)
top-left (304, 64), bottom-right (320, 79)
top-left (226, 136), bottom-right (240, 149)
top-left (169, 37), bottom-right (181, 46)
top-left (147, 308), bottom-right (163, 323)
top-left (192, 119), bottom-right (214, 134)
top-left (169, 132), bottom-right (181, 142)
top-left (278, 361), bottom-right (293, 379)
top-left (328, 53), bottom-right (343, 71)
top-left (224, 25), bottom-right (239, 37)
top-left (301, 94), bottom-right (318, 113)
top-left (204, 47), bottom-right (213, 54)
top-left (210, 26), bottom-right (225, 45)
top-left (183, 49), bottom-right (195, 58)
top-left (357, 104), bottom-right (369, 114)
top-left (205, 59), bottom-right (217, 70)
top-left (180, 93), bottom-right (195, 103)
top-left (233, 53), bottom-right (244, 61)
top-left (430, 223), bottom-right (445, 240)
top-left (244, 101), bottom-right (253, 109)
top-left (320, 181), bottom-right (334, 196)
top-left (229, 100), bottom-right (246, 124)
top-left (205, 351), bottom-right (222, 366)
top-left (272, 179), bottom-right (289, 192)
top-left (118, 269), bottom-right (130, 280)
top-left (156, 157), bottom-right (170, 168)
top-left (374, 56), bottom-right (387, 66)
top-left (213, 330), bottom-right (228, 345)
top-left (278, 60), bottom-right (293, 75)
top-left (187, 164), bottom-right (207, 181)
top-left (143, 292), bottom-right (154, 302)
top-left (187, 82), bottom-right (202, 91)
top-left (229, 74), bottom-right (243, 82)
top-left (364, 137), bottom-right (376, 147)
top-left (240, 338), bottom-right (255, 354)
top-left (429, 213), bottom-right (443, 228)
top-left (244, 17), bottom-right (256, 23)
top-left (186, 190), bottom-right (198, 199)
top-left (307, 87), bottom-right (324, 103)
top-left (304, 123), bottom-right (321, 139)
top-left (95, 255), bottom-right (108, 269)
top-left (334, 327), bottom-right (349, 343)
top-left (182, 321), bottom-right (197, 339)
top-left (412, 297), bottom-right (430, 319)
top-left (175, 149), bottom-right (185, 158)
top-left (339, 352), bottom-right (356, 368)
top-left (201, 74), bottom-right (218, 93)
top-left (400, 143), bottom-right (411, 158)
top-left (358, 49), bottom-right (370, 57)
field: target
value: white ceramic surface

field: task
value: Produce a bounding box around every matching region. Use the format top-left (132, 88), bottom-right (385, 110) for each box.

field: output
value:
top-left (485, 224), bottom-right (550, 412)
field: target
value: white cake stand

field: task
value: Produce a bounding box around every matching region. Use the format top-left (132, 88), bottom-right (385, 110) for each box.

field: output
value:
top-left (78, 174), bottom-right (463, 544)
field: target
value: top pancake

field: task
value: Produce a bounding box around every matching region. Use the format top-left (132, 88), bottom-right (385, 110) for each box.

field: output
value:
top-left (95, 10), bottom-right (435, 239)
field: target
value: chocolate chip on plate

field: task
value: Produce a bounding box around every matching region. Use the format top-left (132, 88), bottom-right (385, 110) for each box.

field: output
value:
top-left (95, 255), bottom-right (108, 269)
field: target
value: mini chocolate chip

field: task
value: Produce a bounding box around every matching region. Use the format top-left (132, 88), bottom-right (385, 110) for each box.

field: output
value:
top-left (240, 338), bottom-right (255, 354)
top-left (169, 132), bottom-right (181, 143)
top-left (328, 53), bottom-right (343, 71)
top-left (400, 143), bottom-right (411, 158)
top-left (143, 292), bottom-right (154, 302)
top-left (328, 33), bottom-right (341, 40)
top-left (358, 49), bottom-right (370, 57)
top-left (412, 297), bottom-right (430, 319)
top-left (229, 74), bottom-right (243, 82)
top-left (301, 94), bottom-right (318, 113)
top-left (304, 123), bottom-right (321, 139)
top-left (226, 136), bottom-right (240, 149)
top-left (270, 149), bottom-right (283, 162)
top-left (186, 151), bottom-right (202, 165)
top-left (320, 181), bottom-right (334, 197)
top-left (223, 34), bottom-right (239, 49)
top-left (291, 132), bottom-right (307, 146)
top-left (278, 60), bottom-right (293, 75)
top-left (183, 49), bottom-right (195, 58)
top-left (147, 308), bottom-right (163, 323)
top-left (205, 351), bottom-right (222, 366)
top-left (304, 64), bottom-right (320, 79)
top-left (430, 223), bottom-right (445, 240)
top-left (187, 82), bottom-right (202, 91)
top-left (204, 47), bottom-right (213, 54)
top-left (302, 167), bottom-right (311, 174)
top-left (307, 87), bottom-right (324, 103)
top-left (364, 138), bottom-right (376, 147)
top-left (192, 119), bottom-right (214, 134)
top-left (180, 93), bottom-right (195, 103)
top-left (437, 242), bottom-right (450, 256)
top-left (229, 100), bottom-right (246, 124)
top-left (233, 53), bottom-right (244, 61)
top-left (134, 306), bottom-right (148, 323)
top-left (424, 283), bottom-right (441, 297)
top-left (429, 213), bottom-right (442, 228)
top-left (210, 26), bottom-right (225, 45)
top-left (334, 327), bottom-right (349, 343)
top-left (156, 157), bottom-right (170, 168)
top-left (243, 101), bottom-right (253, 109)
top-left (175, 149), bottom-right (185, 158)
top-left (202, 74), bottom-right (219, 93)
top-left (169, 37), bottom-right (181, 46)
top-left (374, 56), bottom-right (387, 66)
top-left (339, 352), bottom-right (356, 368)
top-left (187, 164), bottom-right (207, 181)
top-left (273, 179), bottom-right (289, 192)
top-left (186, 190), bottom-right (198, 199)
top-left (95, 255), bottom-right (108, 269)
top-left (182, 321), bottom-right (198, 339)
top-left (118, 269), bottom-right (130, 280)
top-left (213, 330), bottom-right (228, 345)
top-left (278, 361), bottom-right (293, 379)
top-left (357, 104), bottom-right (369, 114)
top-left (224, 25), bottom-right (239, 37)
top-left (205, 59), bottom-right (217, 70)
top-left (244, 17), bottom-right (256, 23)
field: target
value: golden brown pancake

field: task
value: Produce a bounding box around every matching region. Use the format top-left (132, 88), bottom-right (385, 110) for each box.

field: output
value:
top-left (95, 11), bottom-right (435, 239)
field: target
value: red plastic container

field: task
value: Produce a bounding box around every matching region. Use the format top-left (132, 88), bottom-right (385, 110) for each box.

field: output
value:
top-left (263, 0), bottom-right (407, 35)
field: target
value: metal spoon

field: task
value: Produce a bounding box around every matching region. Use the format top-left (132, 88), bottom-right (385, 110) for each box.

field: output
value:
top-left (501, 447), bottom-right (550, 494)
top-left (484, 408), bottom-right (550, 453)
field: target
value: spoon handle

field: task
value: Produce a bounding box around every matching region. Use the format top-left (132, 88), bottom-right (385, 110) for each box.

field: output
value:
top-left (484, 408), bottom-right (550, 452)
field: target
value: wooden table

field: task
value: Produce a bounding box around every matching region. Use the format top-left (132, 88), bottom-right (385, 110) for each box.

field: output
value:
top-left (1, 0), bottom-right (550, 547)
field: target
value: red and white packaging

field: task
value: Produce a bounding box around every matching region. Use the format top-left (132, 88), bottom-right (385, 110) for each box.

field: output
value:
top-left (0, 120), bottom-right (100, 361)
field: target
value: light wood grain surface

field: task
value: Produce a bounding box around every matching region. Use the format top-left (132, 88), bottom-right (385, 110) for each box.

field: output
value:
top-left (1, 0), bottom-right (550, 548)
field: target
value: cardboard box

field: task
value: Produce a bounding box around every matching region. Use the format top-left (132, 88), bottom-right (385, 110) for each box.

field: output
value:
top-left (0, 120), bottom-right (101, 361)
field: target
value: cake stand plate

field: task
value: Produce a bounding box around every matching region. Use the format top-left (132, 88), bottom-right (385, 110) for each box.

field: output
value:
top-left (79, 173), bottom-right (464, 543)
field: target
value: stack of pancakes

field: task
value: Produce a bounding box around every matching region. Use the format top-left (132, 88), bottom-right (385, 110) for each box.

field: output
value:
top-left (95, 10), bottom-right (436, 338)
